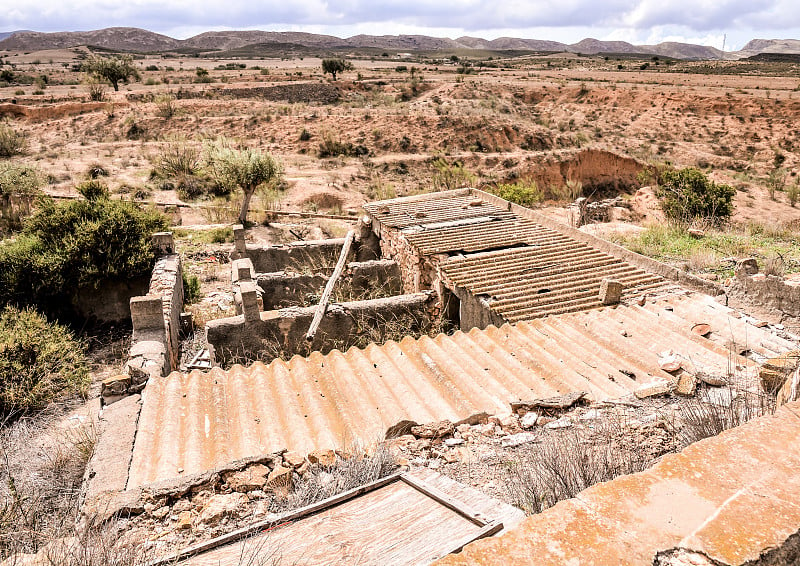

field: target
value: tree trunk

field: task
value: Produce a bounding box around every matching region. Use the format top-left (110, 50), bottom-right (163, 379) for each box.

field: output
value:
top-left (238, 187), bottom-right (254, 226)
top-left (111, 80), bottom-right (119, 91)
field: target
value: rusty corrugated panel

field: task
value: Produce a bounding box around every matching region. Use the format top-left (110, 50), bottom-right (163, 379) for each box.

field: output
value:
top-left (364, 190), bottom-right (498, 230)
top-left (441, 244), bottom-right (677, 322)
top-left (126, 294), bottom-right (793, 489)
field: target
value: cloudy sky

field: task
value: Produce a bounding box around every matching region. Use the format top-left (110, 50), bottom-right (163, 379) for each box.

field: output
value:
top-left (1, 0), bottom-right (798, 50)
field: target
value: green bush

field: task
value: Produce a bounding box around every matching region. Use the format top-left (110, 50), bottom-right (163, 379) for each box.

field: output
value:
top-left (182, 272), bottom-right (202, 305)
top-left (0, 163), bottom-right (42, 232)
top-left (0, 122), bottom-right (27, 158)
top-left (0, 305), bottom-right (89, 415)
top-left (75, 179), bottom-right (110, 200)
top-left (0, 197), bottom-right (168, 314)
top-left (492, 180), bottom-right (544, 208)
top-left (656, 167), bottom-right (735, 225)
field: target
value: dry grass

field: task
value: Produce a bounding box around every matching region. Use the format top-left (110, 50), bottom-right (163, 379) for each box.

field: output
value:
top-left (501, 417), bottom-right (661, 515)
top-left (0, 408), bottom-right (97, 559)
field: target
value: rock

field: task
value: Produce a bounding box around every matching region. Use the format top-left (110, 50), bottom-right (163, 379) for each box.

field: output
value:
top-left (151, 506), bottom-right (170, 520)
top-left (172, 499), bottom-right (193, 514)
top-left (658, 350), bottom-right (682, 372)
top-left (536, 416), bottom-right (554, 426)
top-left (266, 465), bottom-right (293, 489)
top-left (199, 493), bottom-right (248, 525)
top-left (697, 372), bottom-right (727, 387)
top-left (456, 423), bottom-right (472, 434)
top-left (411, 420), bottom-right (455, 439)
top-left (545, 416), bottom-right (573, 429)
top-left (455, 446), bottom-right (475, 464)
top-left (248, 490), bottom-right (267, 500)
top-left (177, 511), bottom-right (193, 530)
top-left (510, 391), bottom-right (587, 413)
top-left (735, 258), bottom-right (759, 277)
top-left (444, 451), bottom-right (459, 463)
top-left (444, 437), bottom-right (465, 447)
top-left (675, 373), bottom-right (697, 396)
top-left (599, 278), bottom-right (624, 305)
top-left (579, 409), bottom-right (601, 421)
top-left (226, 464), bottom-right (269, 492)
top-left (519, 411), bottom-right (539, 429)
top-left (283, 451), bottom-right (306, 468)
top-left (687, 228), bottom-right (705, 238)
top-left (635, 379), bottom-right (674, 399)
top-left (308, 449), bottom-right (337, 467)
top-left (427, 459), bottom-right (441, 470)
top-left (296, 462), bottom-right (310, 476)
top-left (501, 432), bottom-right (539, 447)
top-left (396, 457), bottom-right (410, 467)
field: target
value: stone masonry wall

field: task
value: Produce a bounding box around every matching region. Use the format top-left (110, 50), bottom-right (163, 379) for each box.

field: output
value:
top-left (102, 233), bottom-right (184, 405)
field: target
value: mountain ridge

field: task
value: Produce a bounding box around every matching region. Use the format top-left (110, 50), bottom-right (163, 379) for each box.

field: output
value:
top-left (0, 28), bottom-right (797, 60)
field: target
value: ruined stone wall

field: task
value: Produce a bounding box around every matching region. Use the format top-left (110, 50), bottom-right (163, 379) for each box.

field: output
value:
top-left (727, 260), bottom-right (800, 331)
top-left (207, 292), bottom-right (435, 366)
top-left (235, 235), bottom-right (347, 274)
top-left (375, 224), bottom-right (442, 294)
top-left (103, 234), bottom-right (184, 405)
top-left (256, 272), bottom-right (327, 309)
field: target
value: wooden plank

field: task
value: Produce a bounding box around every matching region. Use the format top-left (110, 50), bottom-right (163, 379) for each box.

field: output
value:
top-left (306, 229), bottom-right (355, 342)
top-left (400, 473), bottom-right (486, 526)
top-left (147, 472), bottom-right (401, 566)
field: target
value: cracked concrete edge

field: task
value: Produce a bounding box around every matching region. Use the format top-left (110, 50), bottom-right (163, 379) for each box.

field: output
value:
top-left (82, 447), bottom-right (287, 525)
top-left (81, 394), bottom-right (142, 516)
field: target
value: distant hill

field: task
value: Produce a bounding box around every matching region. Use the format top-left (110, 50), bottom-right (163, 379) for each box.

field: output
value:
top-left (737, 39), bottom-right (800, 58)
top-left (0, 27), bottom-right (180, 52)
top-left (0, 27), bottom-right (798, 61)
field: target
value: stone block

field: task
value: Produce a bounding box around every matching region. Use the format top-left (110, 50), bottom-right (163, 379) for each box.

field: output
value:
top-left (239, 282), bottom-right (261, 322)
top-left (233, 224), bottom-right (247, 254)
top-left (232, 258), bottom-right (255, 283)
top-left (130, 295), bottom-right (165, 333)
top-left (152, 232), bottom-right (174, 255)
top-left (101, 375), bottom-right (131, 399)
top-left (736, 257), bottom-right (759, 277)
top-left (599, 278), bottom-right (624, 305)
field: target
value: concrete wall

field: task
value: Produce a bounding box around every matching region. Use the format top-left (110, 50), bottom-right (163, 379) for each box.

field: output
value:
top-left (728, 260), bottom-right (800, 328)
top-left (233, 228), bottom-right (347, 274)
top-left (103, 233), bottom-right (184, 405)
top-left (71, 276), bottom-right (150, 323)
top-left (207, 292), bottom-right (435, 366)
top-left (256, 272), bottom-right (327, 309)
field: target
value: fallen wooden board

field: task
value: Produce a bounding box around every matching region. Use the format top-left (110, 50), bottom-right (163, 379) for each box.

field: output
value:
top-left (149, 470), bottom-right (521, 566)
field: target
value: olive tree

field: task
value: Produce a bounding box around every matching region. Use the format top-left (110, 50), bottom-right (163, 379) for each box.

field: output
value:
top-left (81, 54), bottom-right (140, 91)
top-left (321, 58), bottom-right (354, 80)
top-left (205, 141), bottom-right (282, 225)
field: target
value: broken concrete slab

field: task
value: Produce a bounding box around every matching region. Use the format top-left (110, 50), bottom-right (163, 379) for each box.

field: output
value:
top-left (634, 379), bottom-right (674, 399)
top-left (510, 391), bottom-right (587, 414)
top-left (501, 432), bottom-right (539, 448)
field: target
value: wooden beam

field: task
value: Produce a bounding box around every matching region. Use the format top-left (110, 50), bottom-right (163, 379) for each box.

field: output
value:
top-left (145, 472), bottom-right (402, 566)
top-left (305, 229), bottom-right (355, 342)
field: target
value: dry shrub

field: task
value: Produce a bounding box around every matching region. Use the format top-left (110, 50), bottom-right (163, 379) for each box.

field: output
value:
top-left (502, 419), bottom-right (660, 515)
top-left (0, 409), bottom-right (97, 559)
top-left (676, 386), bottom-right (775, 448)
top-left (0, 123), bottom-right (27, 158)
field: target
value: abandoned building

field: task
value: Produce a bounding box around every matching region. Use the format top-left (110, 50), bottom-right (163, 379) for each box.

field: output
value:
top-left (83, 188), bottom-right (800, 565)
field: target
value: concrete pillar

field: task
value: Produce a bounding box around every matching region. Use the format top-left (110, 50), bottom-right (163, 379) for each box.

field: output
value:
top-left (232, 257), bottom-right (255, 283)
top-left (239, 281), bottom-right (261, 323)
top-left (152, 232), bottom-right (174, 255)
top-left (233, 224), bottom-right (247, 257)
top-left (599, 279), bottom-right (624, 305)
top-left (130, 295), bottom-right (165, 333)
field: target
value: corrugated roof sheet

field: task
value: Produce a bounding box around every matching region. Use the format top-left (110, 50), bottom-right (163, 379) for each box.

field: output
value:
top-left (366, 190), bottom-right (676, 321)
top-left (126, 293), bottom-right (796, 489)
top-left (441, 245), bottom-right (675, 322)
